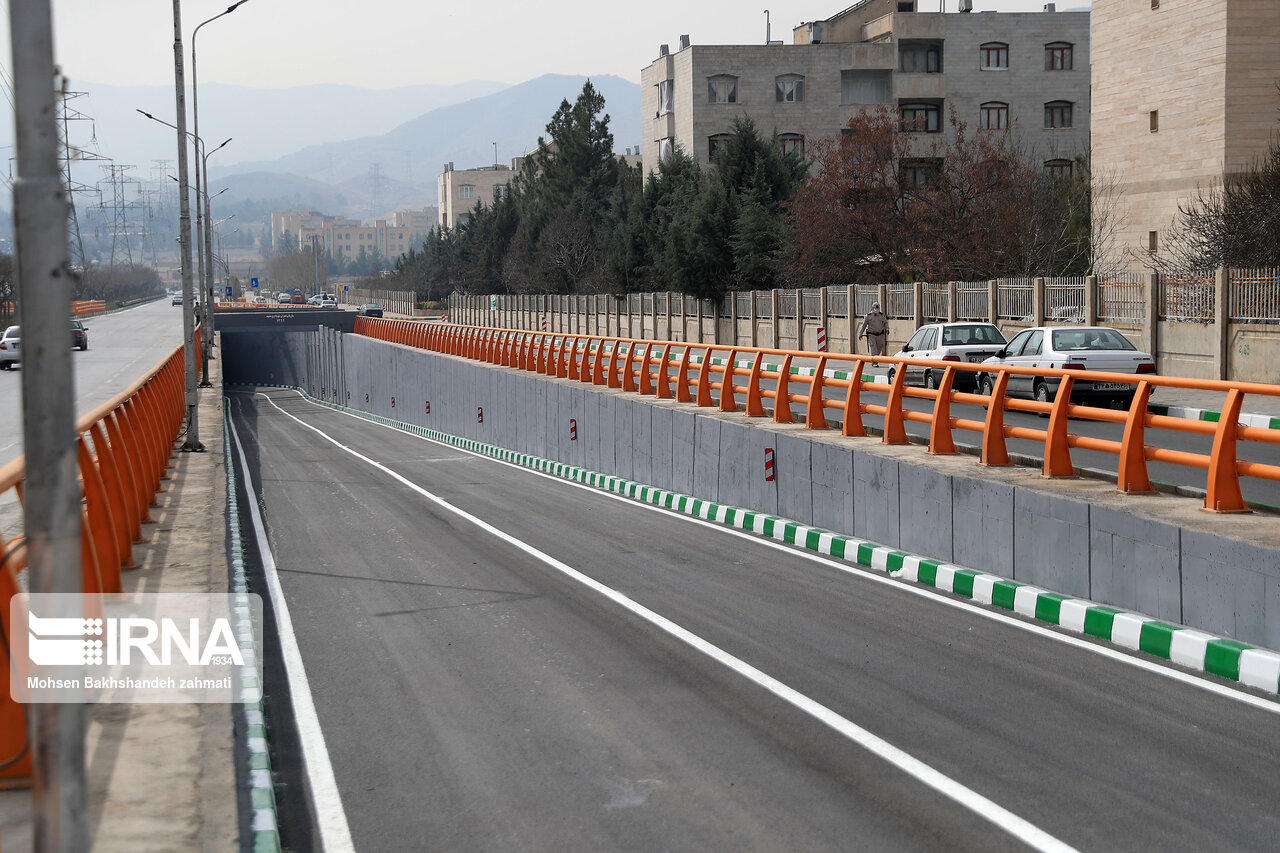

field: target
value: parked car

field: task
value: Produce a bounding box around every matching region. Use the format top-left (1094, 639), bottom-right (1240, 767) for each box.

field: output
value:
top-left (318, 297), bottom-right (338, 308)
top-left (253, 295), bottom-right (269, 305)
top-left (977, 325), bottom-right (1156, 407)
top-left (887, 322), bottom-right (1008, 390)
top-left (292, 292), bottom-right (307, 304)
top-left (357, 303), bottom-right (383, 317)
top-left (71, 320), bottom-right (88, 351)
top-left (0, 326), bottom-right (20, 370)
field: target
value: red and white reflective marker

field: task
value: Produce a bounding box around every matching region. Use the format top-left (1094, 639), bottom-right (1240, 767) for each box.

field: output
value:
top-left (391, 396), bottom-right (396, 409)
top-left (425, 400), bottom-right (431, 414)
top-left (477, 406), bottom-right (484, 423)
top-left (764, 447), bottom-right (775, 481)
top-left (541, 316), bottom-right (548, 331)
top-left (816, 326), bottom-right (827, 352)
top-left (570, 418), bottom-right (577, 441)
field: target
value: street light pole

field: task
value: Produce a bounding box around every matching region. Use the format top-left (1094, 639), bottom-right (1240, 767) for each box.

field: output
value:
top-left (8, 0), bottom-right (89, 846)
top-left (192, 1), bottom-right (252, 379)
top-left (172, 0), bottom-right (201, 450)
top-left (199, 140), bottom-right (230, 387)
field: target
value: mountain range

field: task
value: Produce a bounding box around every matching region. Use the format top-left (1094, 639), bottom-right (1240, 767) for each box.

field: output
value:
top-left (0, 74), bottom-right (642, 223)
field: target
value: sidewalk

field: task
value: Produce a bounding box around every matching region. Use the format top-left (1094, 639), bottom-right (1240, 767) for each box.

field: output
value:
top-left (0, 361), bottom-right (236, 851)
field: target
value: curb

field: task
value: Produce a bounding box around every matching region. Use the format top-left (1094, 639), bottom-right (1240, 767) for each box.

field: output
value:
top-left (223, 415), bottom-right (282, 853)
top-left (238, 381), bottom-right (1280, 697)
top-left (1148, 403), bottom-right (1280, 431)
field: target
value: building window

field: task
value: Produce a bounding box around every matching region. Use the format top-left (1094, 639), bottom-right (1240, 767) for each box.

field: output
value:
top-left (1044, 158), bottom-right (1073, 177)
top-left (708, 133), bottom-right (732, 159)
top-left (841, 70), bottom-right (891, 104)
top-left (657, 80), bottom-right (673, 115)
top-left (459, 184), bottom-right (476, 199)
top-left (900, 158), bottom-right (941, 189)
top-left (1044, 101), bottom-right (1073, 128)
top-left (775, 74), bottom-right (805, 102)
top-left (779, 133), bottom-right (804, 157)
top-left (1045, 42), bottom-right (1073, 70)
top-left (900, 102), bottom-right (941, 133)
top-left (980, 42), bottom-right (1009, 70)
top-left (659, 137), bottom-right (674, 161)
top-left (899, 43), bottom-right (941, 73)
top-left (1150, 110), bottom-right (1159, 132)
top-left (980, 101), bottom-right (1009, 130)
top-left (708, 75), bottom-right (738, 104)
top-left (1148, 231), bottom-right (1158, 252)
top-left (1151, 0), bottom-right (1159, 8)
top-left (493, 184), bottom-right (509, 200)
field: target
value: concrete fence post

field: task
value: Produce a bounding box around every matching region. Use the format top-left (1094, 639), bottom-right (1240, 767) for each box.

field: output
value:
top-left (795, 289), bottom-right (805, 351)
top-left (819, 287), bottom-right (830, 351)
top-left (1215, 267), bottom-right (1230, 380)
top-left (947, 280), bottom-right (958, 322)
top-left (728, 291), bottom-right (738, 347)
top-left (1033, 277), bottom-right (1046, 326)
top-left (666, 292), bottom-right (674, 341)
top-left (988, 280), bottom-right (999, 325)
top-left (846, 284), bottom-right (856, 355)
top-left (749, 290), bottom-right (758, 348)
top-left (770, 289), bottom-right (780, 349)
top-left (912, 282), bottom-right (923, 330)
top-left (1085, 275), bottom-right (1098, 325)
top-left (1145, 272), bottom-right (1160, 364)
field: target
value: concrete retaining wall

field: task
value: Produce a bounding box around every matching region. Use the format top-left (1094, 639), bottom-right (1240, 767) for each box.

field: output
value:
top-left (228, 330), bottom-right (1280, 651)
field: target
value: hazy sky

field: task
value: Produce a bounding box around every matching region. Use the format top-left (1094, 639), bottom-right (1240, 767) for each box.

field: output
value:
top-left (2, 0), bottom-right (1090, 91)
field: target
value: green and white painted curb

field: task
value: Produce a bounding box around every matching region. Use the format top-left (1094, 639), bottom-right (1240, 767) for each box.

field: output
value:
top-left (223, 416), bottom-right (282, 853)
top-left (235, 381), bottom-right (1280, 697)
top-left (1148, 403), bottom-right (1280, 431)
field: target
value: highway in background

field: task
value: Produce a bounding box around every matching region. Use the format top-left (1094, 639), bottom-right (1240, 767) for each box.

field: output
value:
top-left (228, 387), bottom-right (1280, 852)
top-left (0, 297), bottom-right (183, 468)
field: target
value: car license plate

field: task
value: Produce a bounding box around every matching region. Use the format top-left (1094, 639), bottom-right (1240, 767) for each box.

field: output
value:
top-left (1093, 382), bottom-right (1127, 391)
top-left (966, 354), bottom-right (989, 363)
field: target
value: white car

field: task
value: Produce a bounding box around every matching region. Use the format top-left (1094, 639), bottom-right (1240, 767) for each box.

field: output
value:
top-left (888, 322), bottom-right (1008, 390)
top-left (0, 325), bottom-right (20, 370)
top-left (253, 295), bottom-right (269, 305)
top-left (318, 297), bottom-right (338, 308)
top-left (977, 325), bottom-right (1156, 407)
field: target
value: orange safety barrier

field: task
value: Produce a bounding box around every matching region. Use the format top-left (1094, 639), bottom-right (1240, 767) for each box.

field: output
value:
top-left (353, 320), bottom-right (1280, 514)
top-left (71, 300), bottom-right (107, 316)
top-left (0, 341), bottom-right (189, 788)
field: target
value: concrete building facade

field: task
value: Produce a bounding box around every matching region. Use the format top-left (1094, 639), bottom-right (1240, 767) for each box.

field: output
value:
top-left (640, 1), bottom-right (1089, 177)
top-left (438, 164), bottom-right (516, 230)
top-left (271, 209), bottom-right (437, 262)
top-left (1091, 0), bottom-right (1280, 270)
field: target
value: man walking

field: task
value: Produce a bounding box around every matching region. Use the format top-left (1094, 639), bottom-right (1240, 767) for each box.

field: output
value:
top-left (858, 302), bottom-right (889, 356)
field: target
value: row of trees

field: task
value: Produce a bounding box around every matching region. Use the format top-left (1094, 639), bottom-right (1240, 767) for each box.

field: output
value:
top-left (369, 83), bottom-right (1105, 300)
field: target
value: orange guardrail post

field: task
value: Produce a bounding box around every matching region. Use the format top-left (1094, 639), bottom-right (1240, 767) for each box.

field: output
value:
top-left (805, 357), bottom-right (829, 430)
top-left (841, 359), bottom-right (867, 437)
top-left (606, 339), bottom-right (622, 388)
top-left (1205, 389), bottom-right (1249, 513)
top-left (78, 435), bottom-right (122, 593)
top-left (592, 340), bottom-right (607, 386)
top-left (675, 347), bottom-right (693, 403)
top-left (637, 343), bottom-right (655, 395)
top-left (578, 338), bottom-right (594, 383)
top-left (0, 538), bottom-right (32, 789)
top-left (927, 367), bottom-right (958, 454)
top-left (1042, 376), bottom-right (1076, 477)
top-left (566, 337), bottom-right (581, 381)
top-left (745, 352), bottom-right (765, 418)
top-left (882, 363), bottom-right (909, 444)
top-left (695, 347), bottom-right (714, 407)
top-left (774, 354), bottom-right (794, 424)
top-left (981, 371), bottom-right (1012, 466)
top-left (104, 411), bottom-right (145, 539)
top-left (621, 342), bottom-right (637, 392)
top-left (1117, 381), bottom-right (1155, 493)
top-left (719, 349), bottom-right (740, 412)
top-left (655, 344), bottom-right (673, 399)
top-left (90, 422), bottom-right (136, 568)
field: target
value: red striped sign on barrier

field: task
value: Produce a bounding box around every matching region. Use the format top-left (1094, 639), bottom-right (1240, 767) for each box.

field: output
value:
top-left (764, 447), bottom-right (775, 482)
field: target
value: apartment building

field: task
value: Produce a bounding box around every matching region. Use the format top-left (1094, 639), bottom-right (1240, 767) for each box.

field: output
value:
top-left (438, 163), bottom-right (515, 230)
top-left (1091, 0), bottom-right (1280, 269)
top-left (271, 209), bottom-right (437, 262)
top-left (640, 0), bottom-right (1089, 177)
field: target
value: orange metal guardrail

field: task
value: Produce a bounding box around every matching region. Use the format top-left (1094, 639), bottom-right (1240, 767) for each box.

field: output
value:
top-left (72, 300), bottom-right (107, 316)
top-left (0, 339), bottom-right (190, 788)
top-left (352, 319), bottom-right (1280, 515)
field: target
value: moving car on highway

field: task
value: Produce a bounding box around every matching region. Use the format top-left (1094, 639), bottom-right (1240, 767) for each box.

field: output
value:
top-left (976, 325), bottom-right (1156, 407)
top-left (171, 293), bottom-right (182, 306)
top-left (357, 303), bottom-right (383, 317)
top-left (887, 322), bottom-right (1007, 390)
top-left (71, 319), bottom-right (88, 351)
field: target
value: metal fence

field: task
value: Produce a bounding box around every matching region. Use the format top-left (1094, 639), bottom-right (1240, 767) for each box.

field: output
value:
top-left (886, 283), bottom-right (913, 319)
top-left (801, 289), bottom-right (823, 319)
top-left (754, 292), bottom-right (772, 318)
top-left (955, 281), bottom-right (988, 321)
top-left (1160, 271), bottom-right (1214, 323)
top-left (1045, 276), bottom-right (1086, 323)
top-left (826, 286), bottom-right (848, 317)
top-left (735, 291), bottom-right (752, 317)
top-left (854, 284), bottom-right (879, 317)
top-left (1230, 268), bottom-right (1280, 324)
top-left (777, 291), bottom-right (797, 319)
top-left (1098, 273), bottom-right (1145, 325)
top-left (922, 282), bottom-right (949, 322)
top-left (997, 277), bottom-right (1033, 321)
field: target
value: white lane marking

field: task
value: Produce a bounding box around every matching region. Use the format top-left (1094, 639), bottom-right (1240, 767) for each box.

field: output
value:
top-left (274, 389), bottom-right (1280, 717)
top-left (256, 392), bottom-right (1078, 853)
top-left (228, 412), bottom-right (357, 853)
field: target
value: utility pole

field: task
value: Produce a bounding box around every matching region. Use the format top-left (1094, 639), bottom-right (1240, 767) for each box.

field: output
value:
top-left (9, 0), bottom-right (89, 848)
top-left (173, 0), bottom-right (202, 450)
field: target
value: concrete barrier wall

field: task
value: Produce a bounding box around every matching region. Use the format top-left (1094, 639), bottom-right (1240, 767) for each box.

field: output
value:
top-left (230, 330), bottom-right (1280, 651)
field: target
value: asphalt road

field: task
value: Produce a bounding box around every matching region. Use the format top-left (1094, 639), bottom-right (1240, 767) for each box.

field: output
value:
top-left (228, 387), bottom-right (1280, 853)
top-left (0, 297), bottom-right (184, 467)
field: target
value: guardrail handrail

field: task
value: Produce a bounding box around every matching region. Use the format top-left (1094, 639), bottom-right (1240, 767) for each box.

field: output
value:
top-left (352, 319), bottom-right (1280, 515)
top-left (1, 338), bottom-right (191, 788)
